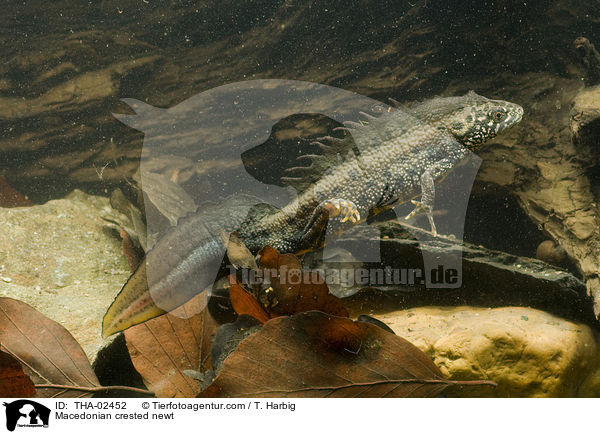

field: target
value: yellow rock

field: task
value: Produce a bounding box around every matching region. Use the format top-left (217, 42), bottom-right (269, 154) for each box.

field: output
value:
top-left (374, 306), bottom-right (598, 397)
top-left (0, 190), bottom-right (130, 360)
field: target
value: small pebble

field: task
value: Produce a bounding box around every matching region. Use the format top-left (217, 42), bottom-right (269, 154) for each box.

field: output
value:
top-left (536, 240), bottom-right (567, 264)
top-left (1, 276), bottom-right (12, 283)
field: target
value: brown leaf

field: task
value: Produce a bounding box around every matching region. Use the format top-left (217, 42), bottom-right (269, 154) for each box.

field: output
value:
top-left (120, 228), bottom-right (143, 272)
top-left (272, 269), bottom-right (348, 317)
top-left (0, 297), bottom-right (100, 398)
top-left (124, 292), bottom-right (217, 397)
top-left (0, 176), bottom-right (32, 207)
top-left (257, 245), bottom-right (299, 270)
top-left (257, 246), bottom-right (348, 318)
top-left (0, 350), bottom-right (35, 397)
top-left (211, 315), bottom-right (263, 374)
top-left (222, 231), bottom-right (258, 270)
top-left (200, 311), bottom-right (495, 398)
top-left (228, 276), bottom-right (270, 324)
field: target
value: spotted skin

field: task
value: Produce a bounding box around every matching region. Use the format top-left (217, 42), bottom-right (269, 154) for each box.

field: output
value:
top-left (239, 91), bottom-right (523, 253)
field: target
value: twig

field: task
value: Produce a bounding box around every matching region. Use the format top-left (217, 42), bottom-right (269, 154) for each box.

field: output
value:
top-left (36, 384), bottom-right (154, 396)
top-left (226, 378), bottom-right (498, 397)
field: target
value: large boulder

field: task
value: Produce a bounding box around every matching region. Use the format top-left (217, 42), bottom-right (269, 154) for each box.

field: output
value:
top-left (374, 306), bottom-right (599, 397)
top-left (0, 190), bottom-right (130, 359)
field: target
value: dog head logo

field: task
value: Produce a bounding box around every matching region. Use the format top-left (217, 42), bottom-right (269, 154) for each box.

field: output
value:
top-left (3, 400), bottom-right (50, 431)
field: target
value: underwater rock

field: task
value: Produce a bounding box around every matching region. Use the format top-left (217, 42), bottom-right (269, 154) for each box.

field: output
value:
top-left (571, 84), bottom-right (600, 157)
top-left (0, 190), bottom-right (130, 360)
top-left (336, 221), bottom-right (595, 326)
top-left (574, 37), bottom-right (600, 86)
top-left (374, 306), bottom-right (598, 397)
top-left (577, 349), bottom-right (600, 397)
top-left (536, 240), bottom-right (567, 265)
top-left (444, 73), bottom-right (600, 320)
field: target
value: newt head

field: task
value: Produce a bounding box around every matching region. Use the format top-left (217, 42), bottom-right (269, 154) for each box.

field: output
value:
top-left (411, 90), bottom-right (524, 152)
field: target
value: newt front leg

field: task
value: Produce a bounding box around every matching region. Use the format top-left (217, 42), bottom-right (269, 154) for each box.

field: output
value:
top-left (405, 157), bottom-right (457, 237)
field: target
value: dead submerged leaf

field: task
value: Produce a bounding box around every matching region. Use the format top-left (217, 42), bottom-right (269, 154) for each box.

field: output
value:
top-left (0, 176), bottom-right (33, 207)
top-left (200, 311), bottom-right (496, 398)
top-left (0, 297), bottom-right (100, 398)
top-left (211, 315), bottom-right (263, 374)
top-left (257, 246), bottom-right (348, 317)
top-left (120, 228), bottom-right (144, 272)
top-left (357, 314), bottom-right (396, 334)
top-left (124, 292), bottom-right (218, 398)
top-left (228, 276), bottom-right (270, 324)
top-left (0, 350), bottom-right (35, 397)
top-left (222, 231), bottom-right (258, 270)
top-left (109, 188), bottom-right (150, 252)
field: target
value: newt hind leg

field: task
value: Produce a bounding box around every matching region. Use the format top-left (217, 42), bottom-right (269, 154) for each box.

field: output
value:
top-left (299, 198), bottom-right (361, 249)
top-left (325, 199), bottom-right (361, 223)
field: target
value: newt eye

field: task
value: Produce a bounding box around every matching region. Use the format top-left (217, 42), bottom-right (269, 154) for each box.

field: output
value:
top-left (491, 110), bottom-right (506, 123)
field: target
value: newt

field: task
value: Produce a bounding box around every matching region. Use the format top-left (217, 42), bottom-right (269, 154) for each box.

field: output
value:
top-left (103, 91), bottom-right (523, 336)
